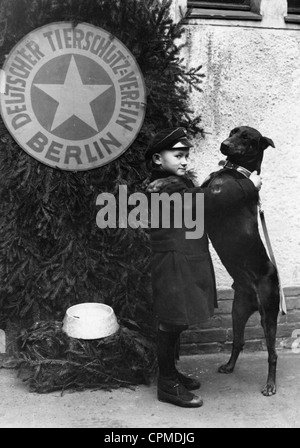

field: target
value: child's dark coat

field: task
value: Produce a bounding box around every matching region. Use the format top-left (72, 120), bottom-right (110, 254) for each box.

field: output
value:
top-left (148, 170), bottom-right (258, 326)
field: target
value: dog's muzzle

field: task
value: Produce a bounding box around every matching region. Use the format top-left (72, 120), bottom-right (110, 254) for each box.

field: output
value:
top-left (220, 141), bottom-right (232, 155)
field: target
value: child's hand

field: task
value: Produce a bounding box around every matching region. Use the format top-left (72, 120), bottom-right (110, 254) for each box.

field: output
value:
top-left (249, 171), bottom-right (262, 190)
top-left (146, 176), bottom-right (180, 193)
top-left (146, 179), bottom-right (162, 193)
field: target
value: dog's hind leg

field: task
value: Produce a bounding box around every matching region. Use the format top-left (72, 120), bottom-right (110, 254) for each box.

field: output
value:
top-left (218, 287), bottom-right (257, 374)
top-left (257, 268), bottom-right (280, 396)
top-left (259, 309), bottom-right (278, 396)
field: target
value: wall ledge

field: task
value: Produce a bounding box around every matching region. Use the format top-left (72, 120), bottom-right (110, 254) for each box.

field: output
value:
top-left (217, 286), bottom-right (300, 301)
top-left (285, 14), bottom-right (300, 23)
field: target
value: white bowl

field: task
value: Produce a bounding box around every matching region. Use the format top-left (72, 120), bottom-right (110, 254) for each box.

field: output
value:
top-left (62, 303), bottom-right (119, 340)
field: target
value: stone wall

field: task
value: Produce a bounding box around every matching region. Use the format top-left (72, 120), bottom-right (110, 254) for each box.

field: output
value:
top-left (171, 0), bottom-right (300, 354)
top-left (181, 287), bottom-right (300, 354)
top-left (175, 0), bottom-right (300, 291)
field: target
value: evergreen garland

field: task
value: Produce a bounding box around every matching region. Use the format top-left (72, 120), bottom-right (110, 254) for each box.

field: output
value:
top-left (0, 0), bottom-right (204, 338)
top-left (17, 320), bottom-right (157, 393)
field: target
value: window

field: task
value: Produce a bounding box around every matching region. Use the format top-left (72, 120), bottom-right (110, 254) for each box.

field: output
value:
top-left (288, 0), bottom-right (300, 11)
top-left (286, 0), bottom-right (300, 23)
top-left (186, 1), bottom-right (261, 21)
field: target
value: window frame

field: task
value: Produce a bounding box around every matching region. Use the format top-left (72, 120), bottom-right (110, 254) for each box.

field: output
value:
top-left (187, 1), bottom-right (250, 8)
top-left (185, 1), bottom-right (262, 21)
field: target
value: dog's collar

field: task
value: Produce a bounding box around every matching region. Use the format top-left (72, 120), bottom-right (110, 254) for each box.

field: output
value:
top-left (219, 160), bottom-right (252, 178)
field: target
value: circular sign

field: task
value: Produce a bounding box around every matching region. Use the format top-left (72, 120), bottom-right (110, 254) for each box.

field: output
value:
top-left (0, 22), bottom-right (146, 170)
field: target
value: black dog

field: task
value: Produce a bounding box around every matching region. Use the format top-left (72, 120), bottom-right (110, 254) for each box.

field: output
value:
top-left (201, 126), bottom-right (279, 396)
top-left (147, 126), bottom-right (280, 396)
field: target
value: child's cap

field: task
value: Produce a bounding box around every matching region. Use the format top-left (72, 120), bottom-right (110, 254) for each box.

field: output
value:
top-left (145, 127), bottom-right (193, 160)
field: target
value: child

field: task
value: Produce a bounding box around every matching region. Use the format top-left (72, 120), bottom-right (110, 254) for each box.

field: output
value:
top-left (145, 127), bottom-right (262, 408)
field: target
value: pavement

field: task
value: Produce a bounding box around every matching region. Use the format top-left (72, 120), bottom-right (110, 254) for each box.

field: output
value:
top-left (0, 350), bottom-right (300, 429)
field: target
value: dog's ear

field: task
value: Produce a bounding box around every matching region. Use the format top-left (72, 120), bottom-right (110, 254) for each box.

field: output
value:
top-left (260, 136), bottom-right (275, 150)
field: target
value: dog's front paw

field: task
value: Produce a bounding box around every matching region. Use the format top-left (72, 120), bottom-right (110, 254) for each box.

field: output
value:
top-left (261, 382), bottom-right (276, 396)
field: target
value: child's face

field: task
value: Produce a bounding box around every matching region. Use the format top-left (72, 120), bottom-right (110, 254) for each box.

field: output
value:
top-left (153, 148), bottom-right (190, 176)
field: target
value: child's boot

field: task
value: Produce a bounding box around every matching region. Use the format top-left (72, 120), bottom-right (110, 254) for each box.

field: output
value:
top-left (174, 333), bottom-right (201, 391)
top-left (157, 329), bottom-right (203, 408)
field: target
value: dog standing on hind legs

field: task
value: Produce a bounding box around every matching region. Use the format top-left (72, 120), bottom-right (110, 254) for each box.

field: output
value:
top-left (201, 126), bottom-right (282, 396)
top-left (146, 126), bottom-right (284, 396)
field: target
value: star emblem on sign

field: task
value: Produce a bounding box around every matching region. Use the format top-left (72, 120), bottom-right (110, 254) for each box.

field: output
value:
top-left (32, 54), bottom-right (115, 140)
top-left (34, 56), bottom-right (111, 132)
